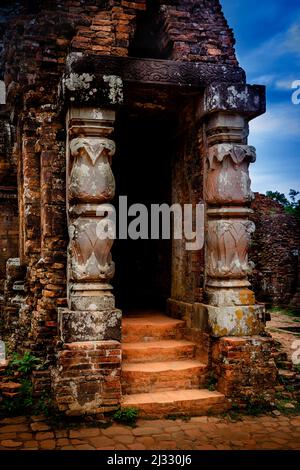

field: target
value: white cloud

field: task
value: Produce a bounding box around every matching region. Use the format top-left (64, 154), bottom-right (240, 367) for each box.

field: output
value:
top-left (250, 102), bottom-right (300, 137)
top-left (251, 74), bottom-right (276, 86)
top-left (281, 24), bottom-right (300, 55)
top-left (249, 75), bottom-right (299, 91)
top-left (243, 18), bottom-right (300, 74)
top-left (275, 78), bottom-right (295, 90)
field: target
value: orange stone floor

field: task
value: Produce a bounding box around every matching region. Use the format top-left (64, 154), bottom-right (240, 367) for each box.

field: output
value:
top-left (0, 414), bottom-right (300, 450)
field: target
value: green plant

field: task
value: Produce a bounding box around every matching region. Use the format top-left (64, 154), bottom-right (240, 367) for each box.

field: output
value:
top-left (113, 407), bottom-right (138, 426)
top-left (244, 396), bottom-right (270, 416)
top-left (266, 189), bottom-right (300, 219)
top-left (34, 391), bottom-right (52, 416)
top-left (0, 379), bottom-right (33, 416)
top-left (0, 351), bottom-right (49, 418)
top-left (8, 351), bottom-right (43, 376)
top-left (205, 371), bottom-right (217, 391)
top-left (275, 398), bottom-right (300, 414)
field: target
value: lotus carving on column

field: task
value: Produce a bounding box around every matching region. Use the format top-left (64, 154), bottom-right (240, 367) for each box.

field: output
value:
top-left (205, 144), bottom-right (256, 204)
top-left (206, 219), bottom-right (255, 278)
top-left (69, 137), bottom-right (116, 202)
top-left (69, 218), bottom-right (115, 282)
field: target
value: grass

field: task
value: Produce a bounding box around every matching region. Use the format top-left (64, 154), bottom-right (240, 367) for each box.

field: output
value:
top-left (113, 407), bottom-right (139, 426)
top-left (268, 307), bottom-right (300, 320)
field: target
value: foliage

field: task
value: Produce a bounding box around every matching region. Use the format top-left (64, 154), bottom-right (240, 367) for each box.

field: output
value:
top-left (205, 371), bottom-right (217, 391)
top-left (275, 398), bottom-right (300, 414)
top-left (6, 351), bottom-right (44, 376)
top-left (0, 351), bottom-right (53, 417)
top-left (268, 306), bottom-right (300, 319)
top-left (1, 379), bottom-right (33, 415)
top-left (266, 189), bottom-right (300, 218)
top-left (35, 390), bottom-right (55, 417)
top-left (113, 407), bottom-right (138, 426)
top-left (244, 395), bottom-right (270, 416)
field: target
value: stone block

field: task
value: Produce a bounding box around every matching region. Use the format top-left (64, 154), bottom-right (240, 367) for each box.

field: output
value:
top-left (198, 83), bottom-right (266, 120)
top-left (201, 303), bottom-right (265, 337)
top-left (58, 308), bottom-right (122, 342)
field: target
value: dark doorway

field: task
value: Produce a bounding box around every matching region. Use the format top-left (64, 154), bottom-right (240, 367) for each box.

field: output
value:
top-left (112, 109), bottom-right (175, 312)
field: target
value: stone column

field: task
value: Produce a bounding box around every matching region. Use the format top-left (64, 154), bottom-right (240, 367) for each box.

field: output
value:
top-left (53, 107), bottom-right (122, 416)
top-left (198, 84), bottom-right (278, 406)
top-left (63, 107), bottom-right (121, 340)
top-left (199, 84), bottom-right (267, 337)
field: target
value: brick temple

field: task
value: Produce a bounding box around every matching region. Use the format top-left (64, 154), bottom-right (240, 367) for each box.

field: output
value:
top-left (0, 0), bottom-right (298, 417)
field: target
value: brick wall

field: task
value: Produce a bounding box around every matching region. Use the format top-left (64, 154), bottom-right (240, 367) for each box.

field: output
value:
top-left (52, 340), bottom-right (121, 416)
top-left (0, 200), bottom-right (18, 291)
top-left (0, 114), bottom-right (18, 292)
top-left (211, 336), bottom-right (278, 406)
top-left (250, 193), bottom-right (300, 306)
top-left (170, 100), bottom-right (205, 306)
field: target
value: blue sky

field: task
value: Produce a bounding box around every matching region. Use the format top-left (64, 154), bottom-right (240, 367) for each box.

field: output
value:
top-left (221, 0), bottom-right (300, 196)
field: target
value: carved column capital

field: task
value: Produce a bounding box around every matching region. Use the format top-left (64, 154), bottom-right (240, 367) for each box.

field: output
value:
top-left (205, 143), bottom-right (256, 204)
top-left (69, 136), bottom-right (116, 203)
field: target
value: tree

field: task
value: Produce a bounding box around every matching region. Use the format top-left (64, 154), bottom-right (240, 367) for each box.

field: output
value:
top-left (266, 191), bottom-right (289, 206)
top-left (266, 189), bottom-right (300, 218)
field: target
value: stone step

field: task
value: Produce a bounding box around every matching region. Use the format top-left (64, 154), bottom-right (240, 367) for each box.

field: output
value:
top-left (122, 313), bottom-right (185, 343)
top-left (122, 359), bottom-right (207, 394)
top-left (122, 339), bottom-right (196, 363)
top-left (122, 389), bottom-right (228, 418)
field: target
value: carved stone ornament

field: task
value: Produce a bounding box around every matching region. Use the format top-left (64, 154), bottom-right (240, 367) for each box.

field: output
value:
top-left (69, 218), bottom-right (115, 282)
top-left (205, 144), bottom-right (256, 204)
top-left (206, 219), bottom-right (255, 279)
top-left (69, 137), bottom-right (115, 203)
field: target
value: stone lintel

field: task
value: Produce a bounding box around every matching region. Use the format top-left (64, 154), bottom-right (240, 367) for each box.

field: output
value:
top-left (65, 52), bottom-right (246, 87)
top-left (58, 308), bottom-right (122, 343)
top-left (198, 83), bottom-right (266, 121)
top-left (59, 53), bottom-right (246, 109)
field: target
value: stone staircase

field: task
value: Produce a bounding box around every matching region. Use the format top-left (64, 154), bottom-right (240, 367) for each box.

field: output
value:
top-left (121, 312), bottom-right (227, 418)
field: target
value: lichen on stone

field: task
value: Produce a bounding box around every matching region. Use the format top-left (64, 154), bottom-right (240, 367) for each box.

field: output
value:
top-left (64, 73), bottom-right (95, 92)
top-left (103, 75), bottom-right (123, 105)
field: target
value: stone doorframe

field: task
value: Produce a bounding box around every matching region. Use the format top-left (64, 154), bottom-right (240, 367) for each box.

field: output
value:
top-left (52, 54), bottom-right (275, 415)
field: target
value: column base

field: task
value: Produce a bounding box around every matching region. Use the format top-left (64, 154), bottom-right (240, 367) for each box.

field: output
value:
top-left (70, 283), bottom-right (115, 311)
top-left (52, 340), bottom-right (121, 416)
top-left (200, 303), bottom-right (266, 337)
top-left (58, 308), bottom-right (122, 343)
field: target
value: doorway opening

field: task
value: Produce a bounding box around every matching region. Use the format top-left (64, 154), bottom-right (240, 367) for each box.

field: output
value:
top-left (112, 109), bottom-right (176, 313)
